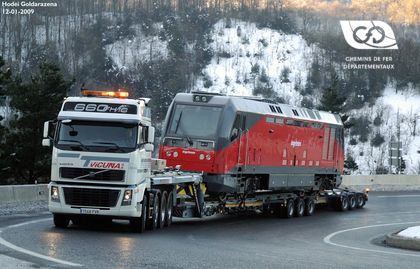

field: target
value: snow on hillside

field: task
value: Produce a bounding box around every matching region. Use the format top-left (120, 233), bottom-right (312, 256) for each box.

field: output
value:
top-left (347, 84), bottom-right (420, 175)
top-left (194, 19), bottom-right (313, 106)
top-left (105, 23), bottom-right (169, 70)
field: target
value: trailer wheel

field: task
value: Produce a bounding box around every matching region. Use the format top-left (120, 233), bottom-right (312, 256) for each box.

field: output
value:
top-left (348, 195), bottom-right (356, 210)
top-left (159, 191), bottom-right (167, 229)
top-left (356, 194), bottom-right (365, 208)
top-left (338, 196), bottom-right (349, 211)
top-left (285, 199), bottom-right (294, 218)
top-left (53, 214), bottom-right (69, 228)
top-left (148, 191), bottom-right (160, 230)
top-left (295, 198), bottom-right (305, 217)
top-left (304, 198), bottom-right (315, 216)
top-left (130, 191), bottom-right (149, 233)
top-left (165, 191), bottom-right (173, 227)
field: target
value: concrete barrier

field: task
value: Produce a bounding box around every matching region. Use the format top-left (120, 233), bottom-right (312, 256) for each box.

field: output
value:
top-left (342, 175), bottom-right (420, 191)
top-left (0, 184), bottom-right (48, 203)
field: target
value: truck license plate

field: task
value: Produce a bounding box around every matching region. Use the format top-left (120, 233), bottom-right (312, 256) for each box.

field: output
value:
top-left (80, 208), bottom-right (100, 215)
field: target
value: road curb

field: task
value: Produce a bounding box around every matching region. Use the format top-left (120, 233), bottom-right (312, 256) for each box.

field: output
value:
top-left (385, 231), bottom-right (420, 251)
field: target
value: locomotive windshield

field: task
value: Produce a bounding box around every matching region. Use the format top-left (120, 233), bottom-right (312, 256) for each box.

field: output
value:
top-left (167, 104), bottom-right (222, 139)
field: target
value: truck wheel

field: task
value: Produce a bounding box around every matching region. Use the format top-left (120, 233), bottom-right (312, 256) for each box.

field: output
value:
top-left (348, 195), bottom-right (356, 210)
top-left (148, 192), bottom-right (160, 230)
top-left (159, 191), bottom-right (167, 229)
top-left (130, 191), bottom-right (149, 233)
top-left (165, 191), bottom-right (173, 227)
top-left (285, 199), bottom-right (294, 218)
top-left (338, 196), bottom-right (349, 211)
top-left (356, 194), bottom-right (365, 208)
top-left (53, 214), bottom-right (69, 228)
top-left (295, 198), bottom-right (305, 217)
top-left (304, 198), bottom-right (315, 216)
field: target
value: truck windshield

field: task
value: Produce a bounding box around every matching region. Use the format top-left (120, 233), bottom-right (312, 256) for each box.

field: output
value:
top-left (167, 104), bottom-right (222, 139)
top-left (56, 120), bottom-right (138, 153)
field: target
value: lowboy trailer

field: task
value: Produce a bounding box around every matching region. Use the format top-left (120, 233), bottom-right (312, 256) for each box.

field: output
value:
top-left (43, 90), bottom-right (367, 232)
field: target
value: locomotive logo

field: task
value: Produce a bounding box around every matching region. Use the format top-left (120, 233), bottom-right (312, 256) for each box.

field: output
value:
top-left (291, 140), bottom-right (302, 148)
top-left (340, 21), bottom-right (398, 49)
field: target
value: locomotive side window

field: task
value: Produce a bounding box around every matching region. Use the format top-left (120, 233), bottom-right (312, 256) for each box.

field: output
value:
top-left (230, 114), bottom-right (241, 141)
top-left (230, 114), bottom-right (247, 141)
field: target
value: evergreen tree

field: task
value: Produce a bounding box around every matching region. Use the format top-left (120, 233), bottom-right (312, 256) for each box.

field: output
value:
top-left (4, 62), bottom-right (72, 183)
top-left (318, 73), bottom-right (346, 113)
top-left (344, 155), bottom-right (359, 173)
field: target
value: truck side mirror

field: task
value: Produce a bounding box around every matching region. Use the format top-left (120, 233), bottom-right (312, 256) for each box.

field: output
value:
top-left (147, 126), bottom-right (155, 144)
top-left (43, 121), bottom-right (50, 139)
top-left (42, 139), bottom-right (51, 147)
top-left (42, 120), bottom-right (55, 147)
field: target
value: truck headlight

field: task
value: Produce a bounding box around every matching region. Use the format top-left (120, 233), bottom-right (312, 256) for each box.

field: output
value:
top-left (122, 190), bottom-right (132, 206)
top-left (51, 186), bottom-right (60, 202)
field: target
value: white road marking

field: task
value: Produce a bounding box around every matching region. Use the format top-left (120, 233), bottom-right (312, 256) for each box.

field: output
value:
top-left (324, 221), bottom-right (420, 257)
top-left (0, 218), bottom-right (82, 267)
top-left (376, 195), bottom-right (420, 198)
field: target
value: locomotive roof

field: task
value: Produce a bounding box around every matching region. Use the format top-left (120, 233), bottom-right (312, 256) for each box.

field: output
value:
top-left (174, 92), bottom-right (343, 126)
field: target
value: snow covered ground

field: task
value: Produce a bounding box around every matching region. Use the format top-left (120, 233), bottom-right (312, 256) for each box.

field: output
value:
top-left (347, 84), bottom-right (420, 175)
top-left (398, 226), bottom-right (420, 239)
top-left (194, 19), bottom-right (313, 105)
top-left (105, 23), bottom-right (169, 69)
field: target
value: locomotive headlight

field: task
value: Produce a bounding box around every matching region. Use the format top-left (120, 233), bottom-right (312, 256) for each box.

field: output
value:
top-left (206, 154), bottom-right (211, 160)
top-left (166, 151), bottom-right (172, 157)
top-left (201, 96), bottom-right (207, 102)
top-left (122, 190), bottom-right (132, 206)
top-left (51, 186), bottom-right (60, 202)
top-left (199, 154), bottom-right (205, 160)
top-left (173, 151), bottom-right (178, 157)
top-left (195, 96), bottom-right (200, 102)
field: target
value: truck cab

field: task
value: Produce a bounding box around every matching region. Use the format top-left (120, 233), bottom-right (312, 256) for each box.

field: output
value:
top-left (44, 90), bottom-right (158, 229)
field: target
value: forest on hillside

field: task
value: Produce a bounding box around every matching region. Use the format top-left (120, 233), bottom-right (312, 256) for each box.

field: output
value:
top-left (0, 0), bottom-right (420, 182)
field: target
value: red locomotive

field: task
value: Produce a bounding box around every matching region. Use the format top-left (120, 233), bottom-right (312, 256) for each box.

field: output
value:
top-left (159, 92), bottom-right (344, 197)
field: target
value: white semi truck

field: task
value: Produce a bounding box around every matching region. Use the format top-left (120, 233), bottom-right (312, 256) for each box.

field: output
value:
top-left (43, 90), bottom-right (202, 232)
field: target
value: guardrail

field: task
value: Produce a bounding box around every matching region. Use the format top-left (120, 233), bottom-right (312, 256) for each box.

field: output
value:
top-left (0, 184), bottom-right (48, 203)
top-left (342, 175), bottom-right (420, 191)
top-left (1, 176), bottom-right (420, 203)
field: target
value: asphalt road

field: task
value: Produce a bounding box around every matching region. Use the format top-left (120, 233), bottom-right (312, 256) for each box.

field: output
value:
top-left (2, 191), bottom-right (420, 269)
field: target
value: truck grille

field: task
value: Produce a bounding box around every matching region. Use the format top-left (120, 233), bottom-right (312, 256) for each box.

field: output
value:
top-left (63, 187), bottom-right (120, 207)
top-left (60, 167), bottom-right (125, 181)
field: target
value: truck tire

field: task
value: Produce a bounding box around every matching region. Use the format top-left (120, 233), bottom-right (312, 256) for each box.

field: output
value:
top-left (165, 191), bottom-right (173, 227)
top-left (130, 191), bottom-right (149, 233)
top-left (295, 198), bottom-right (305, 217)
top-left (348, 195), bottom-right (356, 210)
top-left (356, 194), bottom-right (365, 208)
top-left (285, 199), bottom-right (294, 218)
top-left (338, 196), bottom-right (349, 211)
top-left (148, 191), bottom-right (160, 230)
top-left (53, 214), bottom-right (69, 228)
top-left (159, 191), bottom-right (167, 229)
top-left (304, 198), bottom-right (315, 216)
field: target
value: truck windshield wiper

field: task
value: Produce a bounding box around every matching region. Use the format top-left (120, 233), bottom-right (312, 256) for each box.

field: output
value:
top-left (92, 142), bottom-right (124, 152)
top-left (59, 139), bottom-right (89, 151)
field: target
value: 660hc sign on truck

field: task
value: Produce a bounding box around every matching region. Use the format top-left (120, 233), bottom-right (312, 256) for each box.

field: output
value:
top-left (43, 90), bottom-right (368, 232)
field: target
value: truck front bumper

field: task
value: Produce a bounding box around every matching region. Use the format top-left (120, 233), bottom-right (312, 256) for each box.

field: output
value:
top-left (48, 183), bottom-right (144, 219)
